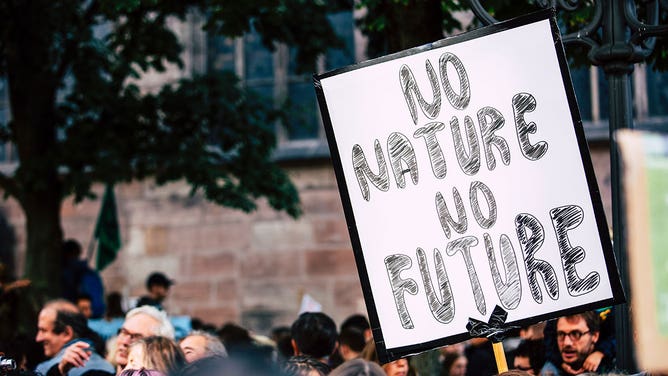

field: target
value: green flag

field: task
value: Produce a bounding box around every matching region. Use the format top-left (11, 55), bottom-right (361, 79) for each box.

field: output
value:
top-left (94, 184), bottom-right (121, 271)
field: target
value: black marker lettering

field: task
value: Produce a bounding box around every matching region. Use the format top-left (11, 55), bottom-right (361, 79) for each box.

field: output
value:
top-left (550, 205), bottom-right (600, 296)
top-left (352, 140), bottom-right (389, 201)
top-left (435, 189), bottom-right (467, 239)
top-left (414, 122), bottom-right (447, 179)
top-left (388, 132), bottom-right (419, 189)
top-left (417, 247), bottom-right (455, 324)
top-left (439, 52), bottom-right (471, 110)
top-left (513, 92), bottom-right (548, 161)
top-left (446, 236), bottom-right (486, 315)
top-left (477, 106), bottom-right (511, 170)
top-left (470, 181), bottom-right (497, 229)
top-left (450, 115), bottom-right (481, 175)
top-left (484, 233), bottom-right (521, 310)
top-left (400, 61), bottom-right (442, 125)
top-left (385, 254), bottom-right (419, 329)
top-left (515, 213), bottom-right (559, 303)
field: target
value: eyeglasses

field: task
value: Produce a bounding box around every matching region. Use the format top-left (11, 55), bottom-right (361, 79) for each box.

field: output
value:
top-left (117, 327), bottom-right (144, 342)
top-left (556, 330), bottom-right (590, 342)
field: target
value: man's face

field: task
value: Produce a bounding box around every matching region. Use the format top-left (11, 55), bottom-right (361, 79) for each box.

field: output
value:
top-left (557, 316), bottom-right (599, 370)
top-left (35, 308), bottom-right (73, 357)
top-left (179, 335), bottom-right (208, 363)
top-left (77, 299), bottom-right (92, 319)
top-left (149, 285), bottom-right (169, 301)
top-left (115, 313), bottom-right (160, 367)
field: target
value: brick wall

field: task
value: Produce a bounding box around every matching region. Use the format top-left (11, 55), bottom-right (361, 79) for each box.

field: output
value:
top-left (1, 145), bottom-right (612, 335)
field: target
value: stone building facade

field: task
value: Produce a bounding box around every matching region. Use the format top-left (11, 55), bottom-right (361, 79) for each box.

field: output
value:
top-left (4, 7), bottom-right (662, 335)
top-left (0, 148), bottom-right (612, 334)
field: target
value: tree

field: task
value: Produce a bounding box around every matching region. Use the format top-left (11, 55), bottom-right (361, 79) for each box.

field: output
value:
top-left (0, 0), bottom-right (348, 334)
top-left (356, 0), bottom-right (666, 70)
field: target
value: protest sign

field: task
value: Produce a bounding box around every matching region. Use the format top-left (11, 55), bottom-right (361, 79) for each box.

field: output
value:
top-left (314, 9), bottom-right (624, 363)
top-left (618, 129), bottom-right (668, 373)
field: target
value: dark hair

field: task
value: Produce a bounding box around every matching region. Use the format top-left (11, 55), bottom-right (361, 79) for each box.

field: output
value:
top-left (283, 355), bottom-right (331, 376)
top-left (105, 291), bottom-right (125, 318)
top-left (340, 315), bottom-right (370, 333)
top-left (290, 312), bottom-right (338, 359)
top-left (76, 292), bottom-right (92, 302)
top-left (580, 311), bottom-right (601, 333)
top-left (217, 322), bottom-right (251, 345)
top-left (339, 327), bottom-right (366, 353)
top-left (512, 339), bottom-right (545, 375)
top-left (271, 326), bottom-right (294, 360)
top-left (441, 353), bottom-right (465, 376)
top-left (53, 309), bottom-right (107, 355)
top-left (62, 239), bottom-right (82, 259)
top-left (53, 310), bottom-right (87, 336)
top-left (559, 311), bottom-right (600, 333)
top-left (146, 272), bottom-right (173, 289)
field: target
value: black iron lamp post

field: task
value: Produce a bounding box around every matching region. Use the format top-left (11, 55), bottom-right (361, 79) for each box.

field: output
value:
top-left (468, 0), bottom-right (668, 372)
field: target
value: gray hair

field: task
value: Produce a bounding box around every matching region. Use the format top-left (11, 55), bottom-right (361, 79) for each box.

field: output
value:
top-left (125, 305), bottom-right (175, 339)
top-left (182, 330), bottom-right (227, 357)
top-left (329, 359), bottom-right (386, 376)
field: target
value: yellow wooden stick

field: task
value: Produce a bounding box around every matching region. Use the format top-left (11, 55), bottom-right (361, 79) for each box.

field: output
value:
top-left (492, 341), bottom-right (508, 373)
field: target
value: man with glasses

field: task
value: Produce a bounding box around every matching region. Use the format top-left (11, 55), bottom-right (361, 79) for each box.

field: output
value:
top-left (554, 311), bottom-right (611, 375)
top-left (114, 305), bottom-right (174, 374)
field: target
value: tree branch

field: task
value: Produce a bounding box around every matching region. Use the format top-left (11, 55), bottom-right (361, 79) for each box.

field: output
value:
top-left (54, 0), bottom-right (100, 81)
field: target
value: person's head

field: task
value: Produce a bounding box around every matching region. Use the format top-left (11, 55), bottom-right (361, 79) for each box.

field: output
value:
top-left (146, 272), bottom-right (174, 302)
top-left (124, 336), bottom-right (185, 376)
top-left (179, 330), bottom-right (227, 363)
top-left (441, 353), bottom-right (467, 376)
top-left (381, 358), bottom-right (409, 376)
top-left (271, 326), bottom-right (294, 360)
top-left (119, 369), bottom-right (166, 376)
top-left (338, 326), bottom-right (367, 361)
top-left (76, 293), bottom-right (93, 319)
top-left (496, 371), bottom-right (534, 376)
top-left (556, 312), bottom-right (600, 371)
top-left (106, 291), bottom-right (126, 319)
top-left (177, 354), bottom-right (285, 376)
top-left (290, 312), bottom-right (338, 360)
top-left (329, 358), bottom-right (386, 376)
top-left (35, 300), bottom-right (82, 357)
top-left (340, 315), bottom-right (372, 343)
top-left (518, 322), bottom-right (546, 340)
top-left (216, 322), bottom-right (253, 356)
top-left (282, 355), bottom-right (331, 376)
top-left (512, 339), bottom-right (544, 375)
top-left (115, 305), bottom-right (175, 369)
top-left (62, 239), bottom-right (82, 262)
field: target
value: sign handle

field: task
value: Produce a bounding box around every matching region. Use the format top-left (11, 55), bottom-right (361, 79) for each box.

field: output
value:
top-left (492, 341), bottom-right (508, 373)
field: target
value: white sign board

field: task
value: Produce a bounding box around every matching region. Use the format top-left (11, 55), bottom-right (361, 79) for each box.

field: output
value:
top-left (314, 10), bottom-right (623, 363)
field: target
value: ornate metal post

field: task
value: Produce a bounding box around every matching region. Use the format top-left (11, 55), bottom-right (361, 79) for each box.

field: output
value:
top-left (468, 0), bottom-right (668, 372)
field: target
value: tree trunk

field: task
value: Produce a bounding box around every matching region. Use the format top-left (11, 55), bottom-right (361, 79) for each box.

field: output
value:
top-left (4, 0), bottom-right (65, 334)
top-left (21, 192), bottom-right (64, 302)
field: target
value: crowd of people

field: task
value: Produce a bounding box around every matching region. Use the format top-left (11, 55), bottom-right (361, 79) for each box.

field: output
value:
top-left (0, 240), bottom-right (662, 376)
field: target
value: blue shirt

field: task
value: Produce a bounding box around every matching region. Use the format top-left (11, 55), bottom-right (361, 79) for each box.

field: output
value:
top-left (35, 339), bottom-right (115, 376)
